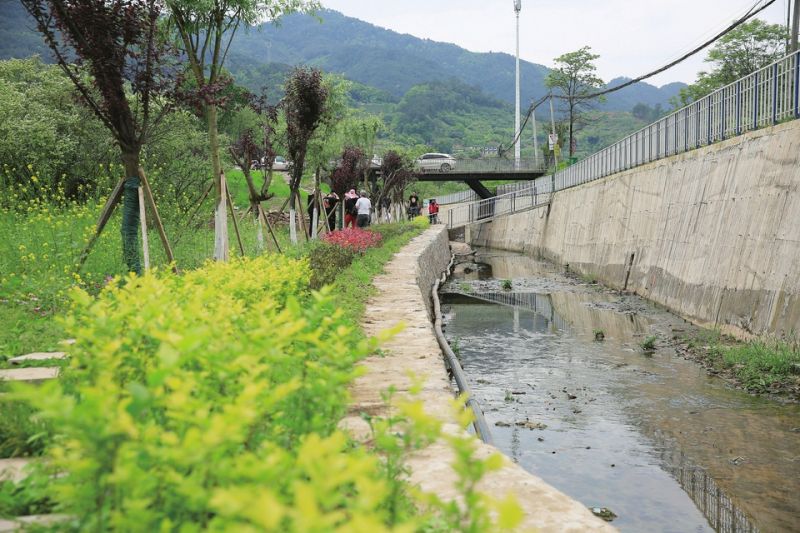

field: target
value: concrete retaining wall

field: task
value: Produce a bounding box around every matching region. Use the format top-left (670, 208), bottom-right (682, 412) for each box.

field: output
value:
top-left (343, 226), bottom-right (614, 531)
top-left (471, 120), bottom-right (800, 337)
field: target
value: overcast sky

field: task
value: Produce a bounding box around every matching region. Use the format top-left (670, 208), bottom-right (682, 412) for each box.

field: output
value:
top-left (320, 0), bottom-right (791, 87)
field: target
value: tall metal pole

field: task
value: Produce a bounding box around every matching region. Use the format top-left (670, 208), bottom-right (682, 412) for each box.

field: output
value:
top-left (514, 0), bottom-right (522, 167)
top-left (792, 0), bottom-right (800, 53)
top-left (531, 99), bottom-right (539, 167)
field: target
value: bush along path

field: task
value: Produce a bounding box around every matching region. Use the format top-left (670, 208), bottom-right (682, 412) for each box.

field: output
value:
top-left (0, 219), bottom-right (533, 531)
top-left (342, 226), bottom-right (616, 532)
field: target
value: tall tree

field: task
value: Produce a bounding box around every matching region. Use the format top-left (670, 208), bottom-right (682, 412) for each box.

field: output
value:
top-left (166, 0), bottom-right (318, 260)
top-left (377, 150), bottom-right (414, 220)
top-left (227, 92), bottom-right (279, 217)
top-left (21, 0), bottom-right (175, 274)
top-left (675, 20), bottom-right (788, 106)
top-left (284, 66), bottom-right (328, 244)
top-left (545, 46), bottom-right (604, 158)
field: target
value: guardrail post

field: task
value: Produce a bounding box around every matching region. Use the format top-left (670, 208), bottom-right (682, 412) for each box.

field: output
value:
top-left (707, 95), bottom-right (713, 145)
top-left (772, 63), bottom-right (779, 125)
top-left (720, 87), bottom-right (726, 140)
top-left (736, 80), bottom-right (742, 135)
top-left (795, 51), bottom-right (800, 119)
top-left (753, 71), bottom-right (759, 129)
top-left (696, 102), bottom-right (702, 148)
top-left (448, 209), bottom-right (452, 229)
top-left (684, 107), bottom-right (689, 152)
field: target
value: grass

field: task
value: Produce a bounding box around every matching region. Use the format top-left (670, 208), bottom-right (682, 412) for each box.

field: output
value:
top-left (641, 335), bottom-right (658, 351)
top-left (681, 328), bottom-right (800, 396)
top-left (0, 303), bottom-right (64, 360)
top-left (501, 279), bottom-right (512, 290)
top-left (719, 337), bottom-right (800, 392)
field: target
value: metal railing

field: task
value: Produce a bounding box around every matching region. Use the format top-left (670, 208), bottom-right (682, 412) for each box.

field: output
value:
top-left (447, 50), bottom-right (800, 229)
top-left (416, 157), bottom-right (547, 175)
top-left (552, 50), bottom-right (800, 192)
top-left (447, 180), bottom-right (552, 228)
top-left (433, 189), bottom-right (479, 205)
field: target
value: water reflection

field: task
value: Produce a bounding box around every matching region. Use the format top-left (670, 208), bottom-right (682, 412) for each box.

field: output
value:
top-left (442, 251), bottom-right (800, 532)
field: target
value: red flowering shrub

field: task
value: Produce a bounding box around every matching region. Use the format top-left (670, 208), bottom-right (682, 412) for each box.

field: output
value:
top-left (322, 228), bottom-right (382, 252)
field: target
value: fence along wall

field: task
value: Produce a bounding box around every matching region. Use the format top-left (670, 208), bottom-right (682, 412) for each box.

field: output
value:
top-left (469, 118), bottom-right (800, 337)
top-left (553, 50), bottom-right (800, 192)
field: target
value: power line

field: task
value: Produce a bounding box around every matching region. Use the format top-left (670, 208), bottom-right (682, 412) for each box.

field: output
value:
top-left (576, 0), bottom-right (777, 100)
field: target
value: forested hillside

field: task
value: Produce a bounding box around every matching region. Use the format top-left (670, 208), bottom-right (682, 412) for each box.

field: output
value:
top-left (0, 0), bottom-right (670, 158)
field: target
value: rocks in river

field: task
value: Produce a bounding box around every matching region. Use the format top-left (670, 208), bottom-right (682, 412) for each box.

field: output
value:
top-left (494, 419), bottom-right (548, 430)
top-left (515, 420), bottom-right (547, 430)
top-left (590, 507), bottom-right (617, 522)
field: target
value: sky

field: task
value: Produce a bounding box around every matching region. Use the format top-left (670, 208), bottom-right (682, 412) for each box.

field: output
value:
top-left (320, 0), bottom-right (791, 87)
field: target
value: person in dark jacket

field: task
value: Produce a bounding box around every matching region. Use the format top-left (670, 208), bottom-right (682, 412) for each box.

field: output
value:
top-left (323, 191), bottom-right (339, 230)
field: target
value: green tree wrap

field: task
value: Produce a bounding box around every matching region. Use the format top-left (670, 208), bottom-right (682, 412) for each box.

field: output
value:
top-left (121, 176), bottom-right (142, 275)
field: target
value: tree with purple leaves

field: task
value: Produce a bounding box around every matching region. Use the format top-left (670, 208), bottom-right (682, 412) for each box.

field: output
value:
top-left (20, 0), bottom-right (177, 274)
top-left (284, 66), bottom-right (328, 244)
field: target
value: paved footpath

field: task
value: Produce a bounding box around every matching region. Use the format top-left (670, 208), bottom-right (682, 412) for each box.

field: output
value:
top-left (340, 226), bottom-right (615, 532)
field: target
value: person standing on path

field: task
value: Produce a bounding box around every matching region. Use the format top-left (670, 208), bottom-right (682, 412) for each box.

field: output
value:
top-left (427, 198), bottom-right (439, 224)
top-left (344, 189), bottom-right (358, 229)
top-left (408, 191), bottom-right (420, 218)
top-left (355, 190), bottom-right (372, 228)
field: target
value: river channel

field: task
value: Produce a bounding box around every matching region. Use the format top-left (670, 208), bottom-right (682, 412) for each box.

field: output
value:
top-left (440, 249), bottom-right (800, 533)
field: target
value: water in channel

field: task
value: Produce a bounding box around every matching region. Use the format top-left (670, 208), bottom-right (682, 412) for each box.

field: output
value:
top-left (440, 249), bottom-right (800, 533)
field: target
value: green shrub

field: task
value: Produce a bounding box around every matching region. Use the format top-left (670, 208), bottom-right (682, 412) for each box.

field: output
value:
top-left (10, 255), bottom-right (414, 530)
top-left (308, 241), bottom-right (356, 289)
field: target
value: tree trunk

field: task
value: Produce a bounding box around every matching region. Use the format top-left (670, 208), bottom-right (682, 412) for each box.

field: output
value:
top-left (120, 151), bottom-right (142, 275)
top-left (568, 101), bottom-right (575, 158)
top-left (208, 103), bottom-right (228, 261)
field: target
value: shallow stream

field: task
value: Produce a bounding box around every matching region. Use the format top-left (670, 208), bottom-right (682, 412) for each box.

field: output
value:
top-left (441, 250), bottom-right (800, 533)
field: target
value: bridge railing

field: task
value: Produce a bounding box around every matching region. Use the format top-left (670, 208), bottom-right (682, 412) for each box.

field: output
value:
top-left (416, 158), bottom-right (547, 174)
top-left (447, 180), bottom-right (552, 228)
top-left (551, 50), bottom-right (800, 192)
top-left (433, 190), bottom-right (479, 205)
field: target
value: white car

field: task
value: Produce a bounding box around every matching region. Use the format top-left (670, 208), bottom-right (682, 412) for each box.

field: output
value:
top-left (416, 153), bottom-right (456, 172)
top-left (272, 156), bottom-right (289, 171)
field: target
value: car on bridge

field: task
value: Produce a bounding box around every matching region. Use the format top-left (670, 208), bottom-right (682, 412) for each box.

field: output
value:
top-left (416, 153), bottom-right (456, 173)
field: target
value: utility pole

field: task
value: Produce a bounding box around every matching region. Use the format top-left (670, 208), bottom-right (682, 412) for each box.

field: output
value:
top-left (792, 0), bottom-right (799, 53)
top-left (531, 99), bottom-right (539, 168)
top-left (514, 0), bottom-right (522, 168)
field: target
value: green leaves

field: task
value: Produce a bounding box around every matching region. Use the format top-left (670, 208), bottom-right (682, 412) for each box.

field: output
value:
top-left (10, 254), bottom-right (386, 529)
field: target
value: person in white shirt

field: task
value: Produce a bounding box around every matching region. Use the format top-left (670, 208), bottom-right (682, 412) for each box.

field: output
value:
top-left (355, 191), bottom-right (372, 228)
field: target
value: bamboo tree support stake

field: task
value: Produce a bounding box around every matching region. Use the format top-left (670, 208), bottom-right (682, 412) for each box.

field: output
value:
top-left (222, 172), bottom-right (245, 257)
top-left (174, 180), bottom-right (213, 246)
top-left (76, 177), bottom-right (125, 270)
top-left (257, 204), bottom-right (282, 253)
top-left (311, 189), bottom-right (320, 239)
top-left (137, 186), bottom-right (150, 270)
top-left (295, 190), bottom-right (310, 242)
top-left (317, 189), bottom-right (331, 234)
top-left (138, 168), bottom-right (178, 273)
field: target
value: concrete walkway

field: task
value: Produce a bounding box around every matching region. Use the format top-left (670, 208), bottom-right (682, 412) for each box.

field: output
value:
top-left (341, 226), bottom-right (615, 532)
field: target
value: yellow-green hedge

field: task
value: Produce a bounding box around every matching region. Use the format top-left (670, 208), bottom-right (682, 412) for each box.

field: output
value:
top-left (14, 255), bottom-right (423, 531)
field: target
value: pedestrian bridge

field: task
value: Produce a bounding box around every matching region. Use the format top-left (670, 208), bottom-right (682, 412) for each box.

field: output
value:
top-left (413, 158), bottom-right (546, 198)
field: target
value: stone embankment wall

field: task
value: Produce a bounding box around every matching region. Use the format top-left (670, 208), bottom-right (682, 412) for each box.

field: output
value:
top-left (470, 120), bottom-right (800, 337)
top-left (342, 226), bottom-right (614, 532)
